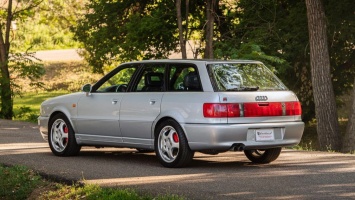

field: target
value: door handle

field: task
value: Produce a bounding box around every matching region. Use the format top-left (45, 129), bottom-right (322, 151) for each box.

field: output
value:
top-left (112, 99), bottom-right (118, 105)
top-left (150, 99), bottom-right (156, 105)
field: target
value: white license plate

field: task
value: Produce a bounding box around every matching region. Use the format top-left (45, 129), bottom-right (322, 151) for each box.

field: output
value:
top-left (255, 129), bottom-right (275, 141)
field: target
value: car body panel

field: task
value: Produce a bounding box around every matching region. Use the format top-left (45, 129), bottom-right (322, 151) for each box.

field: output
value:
top-left (182, 122), bottom-right (304, 151)
top-left (119, 92), bottom-right (163, 147)
top-left (74, 93), bottom-right (123, 145)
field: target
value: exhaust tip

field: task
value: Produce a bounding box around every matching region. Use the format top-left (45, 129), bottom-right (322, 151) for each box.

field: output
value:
top-left (231, 143), bottom-right (245, 151)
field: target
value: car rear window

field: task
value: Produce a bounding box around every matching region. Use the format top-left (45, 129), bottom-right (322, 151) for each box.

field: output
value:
top-left (208, 63), bottom-right (287, 91)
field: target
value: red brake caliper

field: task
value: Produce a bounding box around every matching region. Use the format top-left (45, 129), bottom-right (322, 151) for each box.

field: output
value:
top-left (173, 132), bottom-right (179, 143)
top-left (63, 126), bottom-right (68, 143)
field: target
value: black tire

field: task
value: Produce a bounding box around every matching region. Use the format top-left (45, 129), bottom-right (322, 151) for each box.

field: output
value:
top-left (244, 147), bottom-right (282, 164)
top-left (154, 119), bottom-right (194, 168)
top-left (48, 113), bottom-right (81, 156)
top-left (136, 149), bottom-right (155, 153)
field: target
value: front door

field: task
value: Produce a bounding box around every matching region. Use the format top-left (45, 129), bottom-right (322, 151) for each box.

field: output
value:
top-left (74, 64), bottom-right (138, 145)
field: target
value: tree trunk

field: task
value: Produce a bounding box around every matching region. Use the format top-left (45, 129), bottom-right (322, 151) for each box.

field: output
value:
top-left (342, 80), bottom-right (355, 153)
top-left (176, 0), bottom-right (187, 59)
top-left (204, 0), bottom-right (216, 59)
top-left (305, 0), bottom-right (341, 151)
top-left (0, 0), bottom-right (13, 119)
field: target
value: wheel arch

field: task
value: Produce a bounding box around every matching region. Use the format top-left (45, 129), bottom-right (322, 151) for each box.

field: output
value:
top-left (153, 116), bottom-right (177, 138)
top-left (152, 116), bottom-right (190, 144)
top-left (48, 109), bottom-right (77, 133)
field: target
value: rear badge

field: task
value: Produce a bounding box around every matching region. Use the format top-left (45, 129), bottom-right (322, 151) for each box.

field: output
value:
top-left (255, 96), bottom-right (268, 101)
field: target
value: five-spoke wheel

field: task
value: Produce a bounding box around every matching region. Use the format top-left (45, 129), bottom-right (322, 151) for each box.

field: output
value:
top-left (155, 119), bottom-right (194, 168)
top-left (50, 118), bottom-right (69, 153)
top-left (48, 113), bottom-right (81, 156)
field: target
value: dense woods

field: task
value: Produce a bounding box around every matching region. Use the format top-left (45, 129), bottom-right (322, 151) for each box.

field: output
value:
top-left (0, 0), bottom-right (354, 152)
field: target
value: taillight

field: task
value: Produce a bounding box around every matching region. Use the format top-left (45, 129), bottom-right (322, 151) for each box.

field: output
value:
top-left (203, 103), bottom-right (240, 118)
top-left (203, 101), bottom-right (301, 118)
top-left (227, 103), bottom-right (240, 117)
top-left (203, 103), bottom-right (228, 118)
top-left (285, 101), bottom-right (302, 116)
top-left (244, 102), bottom-right (283, 117)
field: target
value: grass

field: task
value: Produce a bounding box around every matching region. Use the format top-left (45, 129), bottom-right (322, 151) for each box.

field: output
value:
top-left (13, 91), bottom-right (69, 122)
top-left (0, 165), bottom-right (43, 200)
top-left (0, 165), bottom-right (183, 200)
top-left (13, 60), bottom-right (100, 122)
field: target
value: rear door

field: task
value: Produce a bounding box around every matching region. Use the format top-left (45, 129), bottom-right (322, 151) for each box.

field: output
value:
top-left (119, 63), bottom-right (166, 147)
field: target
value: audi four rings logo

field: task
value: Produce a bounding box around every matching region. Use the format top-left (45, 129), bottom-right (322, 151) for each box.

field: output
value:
top-left (255, 96), bottom-right (268, 101)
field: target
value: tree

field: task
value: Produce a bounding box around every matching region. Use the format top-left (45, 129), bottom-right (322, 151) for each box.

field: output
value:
top-left (176, 0), bottom-right (187, 59)
top-left (204, 0), bottom-right (216, 59)
top-left (0, 0), bottom-right (44, 119)
top-left (342, 79), bottom-right (355, 153)
top-left (341, 52), bottom-right (355, 152)
top-left (227, 0), bottom-right (355, 123)
top-left (305, 0), bottom-right (341, 151)
top-left (74, 0), bottom-right (178, 73)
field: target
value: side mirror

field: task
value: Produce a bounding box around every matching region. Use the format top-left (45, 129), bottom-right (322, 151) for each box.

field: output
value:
top-left (82, 84), bottom-right (92, 96)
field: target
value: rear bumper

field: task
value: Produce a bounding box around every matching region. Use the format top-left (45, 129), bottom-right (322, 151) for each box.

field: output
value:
top-left (182, 121), bottom-right (304, 151)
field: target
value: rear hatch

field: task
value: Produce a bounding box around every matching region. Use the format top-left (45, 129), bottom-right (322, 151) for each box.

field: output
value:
top-left (205, 61), bottom-right (302, 124)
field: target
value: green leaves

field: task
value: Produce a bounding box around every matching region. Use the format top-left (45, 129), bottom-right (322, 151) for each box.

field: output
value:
top-left (74, 0), bottom-right (177, 73)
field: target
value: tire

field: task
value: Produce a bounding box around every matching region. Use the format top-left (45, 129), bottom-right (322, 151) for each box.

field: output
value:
top-left (136, 149), bottom-right (155, 153)
top-left (48, 113), bottom-right (81, 156)
top-left (244, 147), bottom-right (282, 164)
top-left (155, 119), bottom-right (194, 168)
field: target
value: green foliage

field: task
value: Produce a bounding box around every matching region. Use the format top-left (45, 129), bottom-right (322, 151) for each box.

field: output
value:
top-left (10, 0), bottom-right (84, 52)
top-left (224, 0), bottom-right (355, 122)
top-left (45, 184), bottom-right (184, 200)
top-left (14, 106), bottom-right (38, 122)
top-left (74, 0), bottom-right (178, 73)
top-left (71, 0), bottom-right (354, 123)
top-left (0, 165), bottom-right (42, 200)
top-left (13, 91), bottom-right (69, 122)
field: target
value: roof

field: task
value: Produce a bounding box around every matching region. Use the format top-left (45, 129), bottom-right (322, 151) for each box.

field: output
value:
top-left (123, 59), bottom-right (263, 65)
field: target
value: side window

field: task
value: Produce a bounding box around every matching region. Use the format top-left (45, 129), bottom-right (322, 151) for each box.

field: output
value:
top-left (133, 64), bottom-right (165, 92)
top-left (96, 65), bottom-right (137, 93)
top-left (168, 64), bottom-right (202, 91)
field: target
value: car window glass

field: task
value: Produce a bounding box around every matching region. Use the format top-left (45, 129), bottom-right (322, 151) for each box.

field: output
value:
top-left (96, 66), bottom-right (137, 93)
top-left (168, 64), bottom-right (202, 91)
top-left (209, 63), bottom-right (287, 91)
top-left (133, 64), bottom-right (165, 92)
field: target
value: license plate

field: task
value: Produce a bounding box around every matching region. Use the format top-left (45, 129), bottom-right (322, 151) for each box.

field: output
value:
top-left (255, 129), bottom-right (275, 141)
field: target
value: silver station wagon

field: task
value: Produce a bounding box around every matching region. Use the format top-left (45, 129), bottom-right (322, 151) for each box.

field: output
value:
top-left (38, 60), bottom-right (304, 168)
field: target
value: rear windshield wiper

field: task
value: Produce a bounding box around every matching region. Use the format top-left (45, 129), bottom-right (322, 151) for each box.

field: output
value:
top-left (226, 86), bottom-right (259, 91)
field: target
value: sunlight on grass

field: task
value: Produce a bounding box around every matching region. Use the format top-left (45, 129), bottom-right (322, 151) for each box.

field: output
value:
top-left (13, 91), bottom-right (69, 122)
top-left (0, 165), bottom-right (184, 200)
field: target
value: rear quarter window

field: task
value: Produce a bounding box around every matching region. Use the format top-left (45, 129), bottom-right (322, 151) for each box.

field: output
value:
top-left (168, 64), bottom-right (202, 92)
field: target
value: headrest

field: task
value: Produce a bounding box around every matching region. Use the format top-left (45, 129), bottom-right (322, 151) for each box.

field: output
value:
top-left (183, 72), bottom-right (201, 90)
top-left (145, 72), bottom-right (164, 86)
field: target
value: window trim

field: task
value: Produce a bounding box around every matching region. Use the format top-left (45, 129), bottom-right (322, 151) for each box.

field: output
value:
top-left (166, 63), bottom-right (203, 92)
top-left (91, 63), bottom-right (141, 93)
